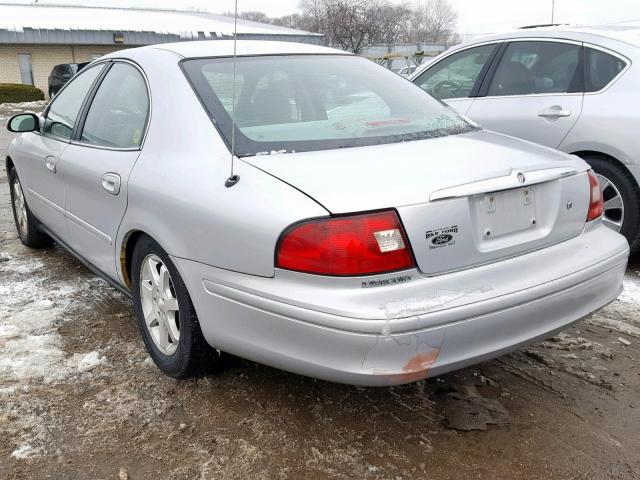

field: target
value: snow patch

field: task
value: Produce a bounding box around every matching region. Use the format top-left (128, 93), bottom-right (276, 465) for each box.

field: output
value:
top-left (1, 256), bottom-right (45, 275)
top-left (142, 356), bottom-right (156, 368)
top-left (618, 276), bottom-right (640, 305)
top-left (542, 332), bottom-right (613, 358)
top-left (0, 258), bottom-right (106, 384)
top-left (76, 351), bottom-right (107, 373)
top-left (0, 323), bottom-right (21, 339)
top-left (590, 317), bottom-right (640, 338)
top-left (11, 444), bottom-right (41, 460)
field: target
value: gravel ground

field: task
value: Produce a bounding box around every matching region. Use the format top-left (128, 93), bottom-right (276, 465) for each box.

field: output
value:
top-left (1, 103), bottom-right (639, 480)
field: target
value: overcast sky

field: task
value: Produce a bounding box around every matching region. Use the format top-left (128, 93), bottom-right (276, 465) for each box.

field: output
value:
top-left (7, 0), bottom-right (640, 34)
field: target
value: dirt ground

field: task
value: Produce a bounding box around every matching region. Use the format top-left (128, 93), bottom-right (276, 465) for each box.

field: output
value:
top-left (1, 103), bottom-right (639, 480)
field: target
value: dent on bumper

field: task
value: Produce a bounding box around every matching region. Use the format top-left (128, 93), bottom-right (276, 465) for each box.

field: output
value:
top-left (175, 242), bottom-right (627, 386)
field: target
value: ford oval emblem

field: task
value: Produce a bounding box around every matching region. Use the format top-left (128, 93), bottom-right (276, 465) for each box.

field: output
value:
top-left (432, 234), bottom-right (453, 245)
top-left (517, 172), bottom-right (526, 184)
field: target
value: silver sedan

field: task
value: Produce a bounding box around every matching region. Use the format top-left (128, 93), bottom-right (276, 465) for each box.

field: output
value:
top-left (411, 25), bottom-right (640, 252)
top-left (5, 41), bottom-right (629, 386)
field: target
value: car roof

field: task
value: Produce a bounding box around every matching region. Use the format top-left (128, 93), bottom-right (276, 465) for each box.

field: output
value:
top-left (537, 24), bottom-right (640, 47)
top-left (452, 24), bottom-right (640, 51)
top-left (111, 40), bottom-right (350, 60)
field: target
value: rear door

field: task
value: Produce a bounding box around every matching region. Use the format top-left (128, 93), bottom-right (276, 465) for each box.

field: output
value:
top-left (412, 43), bottom-right (501, 115)
top-left (467, 40), bottom-right (584, 148)
top-left (62, 61), bottom-right (150, 278)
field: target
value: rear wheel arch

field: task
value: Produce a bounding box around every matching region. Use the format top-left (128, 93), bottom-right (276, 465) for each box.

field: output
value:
top-left (120, 230), bottom-right (147, 289)
top-left (120, 230), bottom-right (181, 289)
top-left (573, 150), bottom-right (640, 252)
top-left (572, 151), bottom-right (636, 180)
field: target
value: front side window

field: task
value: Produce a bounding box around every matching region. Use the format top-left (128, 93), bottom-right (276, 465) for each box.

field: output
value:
top-left (43, 64), bottom-right (104, 140)
top-left (182, 55), bottom-right (474, 157)
top-left (414, 44), bottom-right (497, 100)
top-left (586, 48), bottom-right (627, 92)
top-left (80, 63), bottom-right (149, 148)
top-left (488, 41), bottom-right (581, 97)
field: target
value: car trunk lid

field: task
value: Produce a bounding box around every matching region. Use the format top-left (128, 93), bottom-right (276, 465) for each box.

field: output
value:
top-left (245, 130), bottom-right (591, 275)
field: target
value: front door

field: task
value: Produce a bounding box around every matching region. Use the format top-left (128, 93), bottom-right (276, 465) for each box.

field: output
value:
top-left (17, 63), bottom-right (105, 238)
top-left (63, 62), bottom-right (150, 279)
top-left (467, 40), bottom-right (584, 148)
top-left (412, 43), bottom-right (501, 116)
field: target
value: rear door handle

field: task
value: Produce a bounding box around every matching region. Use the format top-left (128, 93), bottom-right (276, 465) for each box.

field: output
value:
top-left (538, 106), bottom-right (571, 118)
top-left (101, 173), bottom-right (121, 195)
top-left (45, 156), bottom-right (56, 173)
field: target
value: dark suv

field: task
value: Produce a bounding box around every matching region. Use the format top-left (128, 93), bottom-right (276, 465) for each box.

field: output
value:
top-left (47, 62), bottom-right (90, 97)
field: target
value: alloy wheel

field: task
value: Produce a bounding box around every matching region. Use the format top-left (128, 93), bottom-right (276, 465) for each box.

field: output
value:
top-left (139, 254), bottom-right (181, 355)
top-left (12, 177), bottom-right (28, 238)
top-left (596, 173), bottom-right (624, 232)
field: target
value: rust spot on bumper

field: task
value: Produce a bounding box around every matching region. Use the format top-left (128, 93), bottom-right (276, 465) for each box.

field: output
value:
top-left (400, 349), bottom-right (440, 383)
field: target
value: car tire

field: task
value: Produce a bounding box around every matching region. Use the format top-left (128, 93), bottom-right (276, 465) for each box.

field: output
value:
top-left (131, 235), bottom-right (218, 378)
top-left (582, 155), bottom-right (640, 252)
top-left (8, 168), bottom-right (53, 248)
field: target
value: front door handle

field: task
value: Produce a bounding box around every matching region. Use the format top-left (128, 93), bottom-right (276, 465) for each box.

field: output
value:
top-left (538, 106), bottom-right (571, 119)
top-left (45, 156), bottom-right (56, 173)
top-left (101, 173), bottom-right (121, 195)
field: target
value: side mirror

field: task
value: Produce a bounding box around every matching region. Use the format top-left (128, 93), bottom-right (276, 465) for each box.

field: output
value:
top-left (7, 113), bottom-right (39, 133)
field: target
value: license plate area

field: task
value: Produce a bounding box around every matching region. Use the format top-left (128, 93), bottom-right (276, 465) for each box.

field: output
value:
top-left (478, 187), bottom-right (536, 238)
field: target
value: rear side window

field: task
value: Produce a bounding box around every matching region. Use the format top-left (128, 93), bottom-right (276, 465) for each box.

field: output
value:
top-left (80, 63), bottom-right (149, 148)
top-left (202, 69), bottom-right (245, 114)
top-left (586, 48), bottom-right (627, 92)
top-left (43, 64), bottom-right (103, 140)
top-left (414, 44), bottom-right (497, 100)
top-left (488, 41), bottom-right (581, 96)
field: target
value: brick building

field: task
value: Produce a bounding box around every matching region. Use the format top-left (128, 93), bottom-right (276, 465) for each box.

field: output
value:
top-left (0, 3), bottom-right (323, 97)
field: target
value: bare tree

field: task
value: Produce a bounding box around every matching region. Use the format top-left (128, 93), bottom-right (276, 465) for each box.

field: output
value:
top-left (373, 2), bottom-right (412, 47)
top-left (327, 0), bottom-right (381, 53)
top-left (272, 13), bottom-right (306, 30)
top-left (409, 0), bottom-right (457, 44)
top-left (219, 0), bottom-right (458, 51)
top-left (298, 0), bottom-right (326, 32)
top-left (299, 0), bottom-right (385, 53)
top-left (221, 11), bottom-right (272, 23)
top-left (425, 0), bottom-right (457, 43)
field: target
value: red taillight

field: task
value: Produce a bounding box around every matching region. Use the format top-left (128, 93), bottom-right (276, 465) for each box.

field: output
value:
top-left (587, 169), bottom-right (604, 222)
top-left (277, 210), bottom-right (415, 276)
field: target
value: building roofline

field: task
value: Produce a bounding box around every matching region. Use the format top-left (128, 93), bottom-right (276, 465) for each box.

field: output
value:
top-left (0, 2), bottom-right (324, 39)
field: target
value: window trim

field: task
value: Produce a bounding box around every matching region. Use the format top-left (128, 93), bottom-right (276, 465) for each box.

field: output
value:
top-left (411, 40), bottom-right (504, 101)
top-left (71, 58), bottom-right (152, 152)
top-left (39, 61), bottom-right (108, 144)
top-left (583, 42), bottom-right (631, 95)
top-left (477, 37), bottom-right (586, 100)
top-left (476, 42), bottom-right (507, 97)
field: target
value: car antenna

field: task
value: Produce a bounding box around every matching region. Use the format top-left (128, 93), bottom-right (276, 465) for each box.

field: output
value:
top-left (225, 0), bottom-right (240, 188)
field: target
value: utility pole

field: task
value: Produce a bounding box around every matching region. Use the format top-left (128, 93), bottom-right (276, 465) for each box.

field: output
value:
top-left (551, 0), bottom-right (555, 23)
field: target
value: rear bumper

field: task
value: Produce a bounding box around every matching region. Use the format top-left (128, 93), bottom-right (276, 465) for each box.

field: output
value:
top-left (174, 225), bottom-right (628, 386)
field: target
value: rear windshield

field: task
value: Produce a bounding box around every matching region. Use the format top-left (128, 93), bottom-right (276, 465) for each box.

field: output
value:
top-left (182, 54), bottom-right (475, 157)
